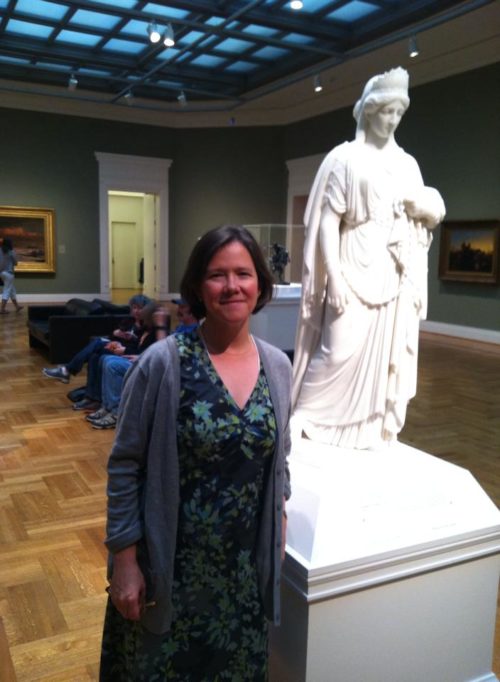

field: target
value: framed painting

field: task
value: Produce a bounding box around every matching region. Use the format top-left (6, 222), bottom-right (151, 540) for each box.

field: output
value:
top-left (438, 220), bottom-right (499, 284)
top-left (0, 206), bottom-right (55, 273)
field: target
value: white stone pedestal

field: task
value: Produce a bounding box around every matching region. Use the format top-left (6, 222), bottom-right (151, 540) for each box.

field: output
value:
top-left (250, 283), bottom-right (300, 352)
top-left (270, 439), bottom-right (500, 682)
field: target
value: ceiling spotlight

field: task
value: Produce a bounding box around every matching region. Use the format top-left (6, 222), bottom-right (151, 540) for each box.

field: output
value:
top-left (408, 35), bottom-right (419, 58)
top-left (313, 74), bottom-right (323, 93)
top-left (177, 90), bottom-right (187, 106)
top-left (124, 90), bottom-right (134, 105)
top-left (290, 0), bottom-right (303, 8)
top-left (68, 73), bottom-right (78, 91)
top-left (148, 21), bottom-right (161, 44)
top-left (164, 23), bottom-right (175, 47)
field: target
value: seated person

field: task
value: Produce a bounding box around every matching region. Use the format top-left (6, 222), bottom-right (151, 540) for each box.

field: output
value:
top-left (78, 302), bottom-right (166, 428)
top-left (87, 302), bottom-right (196, 429)
top-left (172, 297), bottom-right (198, 333)
top-left (41, 294), bottom-right (151, 384)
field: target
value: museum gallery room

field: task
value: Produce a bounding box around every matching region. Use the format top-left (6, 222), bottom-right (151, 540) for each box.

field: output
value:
top-left (0, 0), bottom-right (499, 680)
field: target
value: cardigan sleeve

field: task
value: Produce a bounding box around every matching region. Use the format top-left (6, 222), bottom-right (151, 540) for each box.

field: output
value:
top-left (105, 339), bottom-right (174, 554)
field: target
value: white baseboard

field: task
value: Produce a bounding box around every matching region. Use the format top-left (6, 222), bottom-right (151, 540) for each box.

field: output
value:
top-left (420, 320), bottom-right (500, 346)
top-left (16, 293), bottom-right (108, 303)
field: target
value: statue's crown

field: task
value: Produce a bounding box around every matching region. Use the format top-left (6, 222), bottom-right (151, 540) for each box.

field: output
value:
top-left (370, 67), bottom-right (409, 95)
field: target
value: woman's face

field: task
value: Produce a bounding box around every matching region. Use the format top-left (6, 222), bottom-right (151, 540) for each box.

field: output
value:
top-left (200, 240), bottom-right (260, 326)
top-left (366, 99), bottom-right (406, 140)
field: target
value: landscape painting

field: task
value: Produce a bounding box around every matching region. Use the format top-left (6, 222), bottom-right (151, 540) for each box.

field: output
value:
top-left (0, 206), bottom-right (55, 273)
top-left (439, 220), bottom-right (499, 284)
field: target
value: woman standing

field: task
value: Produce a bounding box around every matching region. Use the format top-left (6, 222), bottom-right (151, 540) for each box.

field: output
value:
top-left (0, 238), bottom-right (23, 314)
top-left (292, 67), bottom-right (445, 450)
top-left (100, 225), bottom-right (292, 680)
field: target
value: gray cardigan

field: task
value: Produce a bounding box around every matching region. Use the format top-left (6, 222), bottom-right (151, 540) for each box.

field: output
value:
top-left (105, 334), bottom-right (292, 634)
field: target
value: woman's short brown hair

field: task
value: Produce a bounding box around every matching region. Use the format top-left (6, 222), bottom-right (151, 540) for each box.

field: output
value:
top-left (180, 225), bottom-right (274, 320)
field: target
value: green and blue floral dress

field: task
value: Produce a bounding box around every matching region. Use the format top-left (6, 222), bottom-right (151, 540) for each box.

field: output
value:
top-left (100, 329), bottom-right (277, 681)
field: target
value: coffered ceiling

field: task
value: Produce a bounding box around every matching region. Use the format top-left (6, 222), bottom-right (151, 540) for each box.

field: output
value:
top-left (0, 0), bottom-right (498, 126)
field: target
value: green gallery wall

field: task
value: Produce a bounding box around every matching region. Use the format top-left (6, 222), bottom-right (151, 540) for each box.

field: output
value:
top-left (0, 61), bottom-right (498, 332)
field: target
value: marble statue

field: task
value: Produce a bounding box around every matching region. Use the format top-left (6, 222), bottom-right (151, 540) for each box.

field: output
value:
top-left (292, 67), bottom-right (445, 450)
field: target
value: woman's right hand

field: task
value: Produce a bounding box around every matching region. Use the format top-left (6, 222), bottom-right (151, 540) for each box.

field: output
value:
top-left (108, 547), bottom-right (146, 621)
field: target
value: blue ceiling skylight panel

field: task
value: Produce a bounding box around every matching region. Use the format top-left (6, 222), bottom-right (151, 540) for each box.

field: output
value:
top-left (205, 17), bottom-right (225, 27)
top-left (225, 61), bottom-right (258, 73)
top-left (216, 38), bottom-right (255, 54)
top-left (56, 30), bottom-right (102, 47)
top-left (104, 38), bottom-right (146, 54)
top-left (91, 0), bottom-right (138, 8)
top-left (143, 3), bottom-right (189, 19)
top-left (6, 19), bottom-right (53, 40)
top-left (252, 46), bottom-right (289, 60)
top-left (327, 1), bottom-right (379, 22)
top-left (241, 24), bottom-right (279, 38)
top-left (15, 0), bottom-right (67, 21)
top-left (191, 54), bottom-right (227, 68)
top-left (302, 0), bottom-right (338, 12)
top-left (156, 47), bottom-right (181, 60)
top-left (122, 20), bottom-right (150, 37)
top-left (283, 33), bottom-right (315, 46)
top-left (70, 10), bottom-right (121, 31)
top-left (179, 31), bottom-right (206, 46)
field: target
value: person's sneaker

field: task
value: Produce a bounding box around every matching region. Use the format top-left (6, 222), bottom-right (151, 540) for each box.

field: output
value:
top-left (86, 407), bottom-right (109, 422)
top-left (73, 398), bottom-right (101, 411)
top-left (91, 413), bottom-right (117, 430)
top-left (42, 366), bottom-right (70, 384)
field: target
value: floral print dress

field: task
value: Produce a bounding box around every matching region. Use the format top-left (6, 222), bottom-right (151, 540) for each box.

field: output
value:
top-left (100, 329), bottom-right (277, 681)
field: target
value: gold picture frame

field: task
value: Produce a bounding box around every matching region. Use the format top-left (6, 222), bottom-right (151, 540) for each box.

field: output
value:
top-left (0, 205), bottom-right (55, 273)
top-left (438, 220), bottom-right (499, 284)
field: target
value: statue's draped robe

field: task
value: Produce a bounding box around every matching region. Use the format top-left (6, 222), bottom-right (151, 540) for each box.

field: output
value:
top-left (292, 140), bottom-right (442, 449)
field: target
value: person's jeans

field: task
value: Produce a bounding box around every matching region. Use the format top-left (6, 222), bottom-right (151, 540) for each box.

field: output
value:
top-left (101, 356), bottom-right (133, 414)
top-left (86, 352), bottom-right (107, 402)
top-left (66, 337), bottom-right (108, 375)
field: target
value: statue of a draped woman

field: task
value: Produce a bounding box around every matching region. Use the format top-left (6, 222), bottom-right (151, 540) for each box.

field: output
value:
top-left (292, 67), bottom-right (446, 449)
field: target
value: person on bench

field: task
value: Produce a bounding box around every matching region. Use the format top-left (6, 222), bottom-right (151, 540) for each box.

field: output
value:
top-left (78, 302), bottom-right (166, 427)
top-left (41, 294), bottom-right (151, 384)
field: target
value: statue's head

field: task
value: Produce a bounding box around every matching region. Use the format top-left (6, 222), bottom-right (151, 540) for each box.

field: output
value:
top-left (353, 67), bottom-right (409, 141)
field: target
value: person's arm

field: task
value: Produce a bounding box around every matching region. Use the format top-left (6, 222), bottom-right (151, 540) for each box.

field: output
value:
top-left (105, 357), bottom-right (159, 620)
top-left (319, 202), bottom-right (349, 314)
top-left (153, 307), bottom-right (169, 340)
top-left (108, 545), bottom-right (146, 620)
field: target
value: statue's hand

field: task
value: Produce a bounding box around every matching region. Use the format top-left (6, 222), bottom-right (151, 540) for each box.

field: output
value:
top-left (327, 275), bottom-right (349, 314)
top-left (403, 187), bottom-right (446, 229)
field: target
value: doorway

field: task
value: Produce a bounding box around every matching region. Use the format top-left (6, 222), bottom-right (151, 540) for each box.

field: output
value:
top-left (108, 191), bottom-right (158, 299)
top-left (95, 152), bottom-right (173, 301)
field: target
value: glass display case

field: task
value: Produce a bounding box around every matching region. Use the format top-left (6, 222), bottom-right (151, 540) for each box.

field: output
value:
top-left (244, 224), bottom-right (305, 285)
top-left (244, 224), bottom-right (303, 351)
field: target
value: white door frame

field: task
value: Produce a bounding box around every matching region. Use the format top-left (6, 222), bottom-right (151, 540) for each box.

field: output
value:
top-left (95, 152), bottom-right (172, 299)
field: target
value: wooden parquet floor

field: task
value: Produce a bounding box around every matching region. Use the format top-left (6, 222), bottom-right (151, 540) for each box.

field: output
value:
top-left (0, 312), bottom-right (499, 680)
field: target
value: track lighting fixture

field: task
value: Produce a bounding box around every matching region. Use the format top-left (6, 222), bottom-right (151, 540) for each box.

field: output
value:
top-left (177, 90), bottom-right (187, 106)
top-left (68, 73), bottom-right (78, 91)
top-left (147, 21), bottom-right (161, 44)
top-left (313, 74), bottom-right (323, 93)
top-left (408, 35), bottom-right (419, 58)
top-left (164, 23), bottom-right (175, 47)
top-left (290, 0), bottom-right (303, 9)
top-left (124, 90), bottom-right (134, 105)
